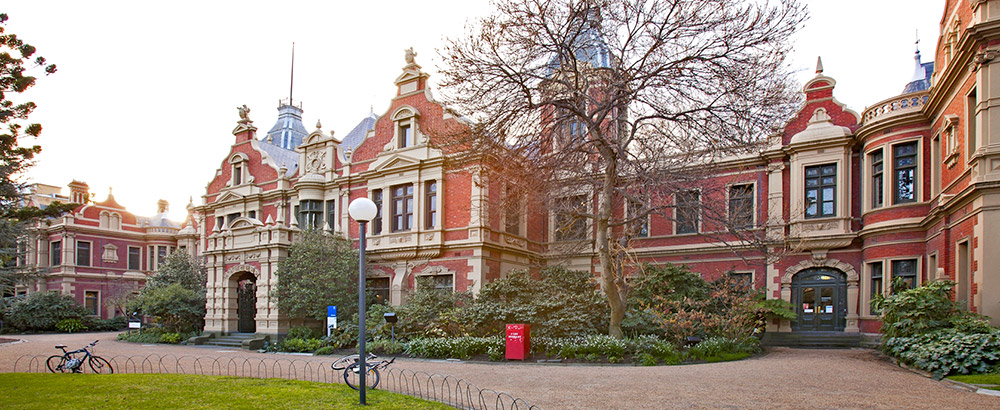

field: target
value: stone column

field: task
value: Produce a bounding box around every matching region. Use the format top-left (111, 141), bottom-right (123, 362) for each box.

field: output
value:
top-left (779, 282), bottom-right (793, 332)
top-left (846, 282), bottom-right (860, 332)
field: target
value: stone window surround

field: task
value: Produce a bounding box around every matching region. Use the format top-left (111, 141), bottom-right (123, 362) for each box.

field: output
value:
top-left (503, 183), bottom-right (525, 237)
top-left (674, 189), bottom-right (702, 235)
top-left (127, 245), bottom-right (142, 271)
top-left (726, 182), bottom-right (756, 229)
top-left (98, 210), bottom-right (122, 230)
top-left (76, 240), bottom-right (92, 267)
top-left (364, 168), bottom-right (444, 238)
top-left (84, 290), bottom-right (100, 317)
top-left (861, 137), bottom-right (922, 214)
top-left (292, 189), bottom-right (345, 232)
top-left (227, 153), bottom-right (250, 187)
top-left (788, 146), bottom-right (852, 235)
top-left (624, 197), bottom-right (649, 238)
top-left (550, 193), bottom-right (591, 242)
top-left (861, 256), bottom-right (922, 319)
top-left (391, 107), bottom-right (422, 151)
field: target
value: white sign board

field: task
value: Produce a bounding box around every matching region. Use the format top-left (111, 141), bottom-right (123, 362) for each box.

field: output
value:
top-left (128, 321), bottom-right (141, 329)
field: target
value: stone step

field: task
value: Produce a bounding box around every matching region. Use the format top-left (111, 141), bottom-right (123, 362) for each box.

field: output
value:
top-left (761, 332), bottom-right (863, 348)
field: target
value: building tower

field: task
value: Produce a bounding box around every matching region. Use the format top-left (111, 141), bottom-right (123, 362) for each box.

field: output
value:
top-left (263, 43), bottom-right (308, 150)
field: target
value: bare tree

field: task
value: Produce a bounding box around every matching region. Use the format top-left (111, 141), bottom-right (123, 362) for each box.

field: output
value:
top-left (439, 0), bottom-right (806, 337)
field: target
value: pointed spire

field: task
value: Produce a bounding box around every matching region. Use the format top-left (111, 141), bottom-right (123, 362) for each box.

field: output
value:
top-left (815, 56), bottom-right (824, 74)
top-left (289, 42), bottom-right (295, 107)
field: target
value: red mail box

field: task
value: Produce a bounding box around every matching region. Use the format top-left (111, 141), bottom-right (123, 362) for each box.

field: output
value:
top-left (505, 324), bottom-right (530, 360)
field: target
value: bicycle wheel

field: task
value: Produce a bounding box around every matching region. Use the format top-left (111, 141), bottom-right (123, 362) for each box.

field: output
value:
top-left (88, 356), bottom-right (114, 374)
top-left (46, 355), bottom-right (68, 373)
top-left (343, 362), bottom-right (380, 390)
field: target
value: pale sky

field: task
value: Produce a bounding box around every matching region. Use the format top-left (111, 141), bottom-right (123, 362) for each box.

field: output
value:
top-left (6, 0), bottom-right (941, 220)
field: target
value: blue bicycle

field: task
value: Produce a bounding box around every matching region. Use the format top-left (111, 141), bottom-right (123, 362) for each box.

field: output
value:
top-left (46, 340), bottom-right (113, 374)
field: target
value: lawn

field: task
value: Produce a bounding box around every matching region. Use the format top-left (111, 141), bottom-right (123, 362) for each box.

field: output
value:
top-left (0, 373), bottom-right (451, 409)
top-left (947, 373), bottom-right (1000, 391)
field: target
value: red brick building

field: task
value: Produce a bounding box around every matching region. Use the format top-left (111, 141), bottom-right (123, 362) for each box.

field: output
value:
top-left (21, 0), bottom-right (999, 338)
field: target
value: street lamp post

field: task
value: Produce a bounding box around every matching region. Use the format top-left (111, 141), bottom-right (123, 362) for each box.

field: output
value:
top-left (348, 197), bottom-right (377, 406)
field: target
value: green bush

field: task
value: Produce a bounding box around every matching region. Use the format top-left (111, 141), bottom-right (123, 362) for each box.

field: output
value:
top-left (687, 336), bottom-right (760, 361)
top-left (86, 316), bottom-right (128, 331)
top-left (368, 337), bottom-right (405, 355)
top-left (4, 292), bottom-right (91, 332)
top-left (875, 280), bottom-right (972, 338)
top-left (158, 332), bottom-right (184, 344)
top-left (404, 336), bottom-right (502, 359)
top-left (883, 328), bottom-right (1000, 377)
top-left (287, 326), bottom-right (318, 340)
top-left (279, 337), bottom-right (324, 353)
top-left (129, 283), bottom-right (205, 333)
top-left (313, 346), bottom-right (336, 356)
top-left (55, 318), bottom-right (87, 333)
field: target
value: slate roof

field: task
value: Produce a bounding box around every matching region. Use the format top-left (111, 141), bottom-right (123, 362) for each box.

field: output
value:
top-left (902, 61), bottom-right (934, 94)
top-left (339, 112), bottom-right (378, 152)
top-left (258, 140), bottom-right (299, 177)
top-left (263, 103), bottom-right (308, 150)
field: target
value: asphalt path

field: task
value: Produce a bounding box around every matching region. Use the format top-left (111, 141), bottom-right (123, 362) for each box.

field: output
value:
top-left (2, 332), bottom-right (998, 409)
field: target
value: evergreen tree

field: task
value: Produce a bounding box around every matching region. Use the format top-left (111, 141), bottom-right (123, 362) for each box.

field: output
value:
top-left (273, 230), bottom-right (360, 322)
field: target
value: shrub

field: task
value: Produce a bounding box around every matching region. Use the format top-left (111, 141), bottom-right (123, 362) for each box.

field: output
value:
top-left (4, 292), bottom-right (91, 332)
top-left (55, 318), bottom-right (87, 333)
top-left (87, 316), bottom-right (128, 331)
top-left (287, 326), bottom-right (318, 340)
top-left (637, 352), bottom-right (658, 366)
top-left (279, 337), bottom-right (324, 353)
top-left (313, 346), bottom-right (336, 356)
top-left (158, 332), bottom-right (184, 344)
top-left (875, 280), bottom-right (969, 338)
top-left (129, 283), bottom-right (205, 333)
top-left (368, 337), bottom-right (405, 355)
top-left (883, 328), bottom-right (1000, 377)
top-left (404, 336), bottom-right (502, 359)
top-left (688, 336), bottom-right (760, 361)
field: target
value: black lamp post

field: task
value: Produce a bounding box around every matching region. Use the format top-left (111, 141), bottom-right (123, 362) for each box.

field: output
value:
top-left (348, 197), bottom-right (377, 405)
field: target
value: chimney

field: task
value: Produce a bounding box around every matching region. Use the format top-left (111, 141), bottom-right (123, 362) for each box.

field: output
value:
top-left (157, 199), bottom-right (169, 214)
top-left (67, 180), bottom-right (90, 204)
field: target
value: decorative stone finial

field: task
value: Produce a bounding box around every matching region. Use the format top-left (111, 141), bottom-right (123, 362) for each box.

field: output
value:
top-left (405, 47), bottom-right (417, 65)
top-left (315, 119), bottom-right (322, 129)
top-left (815, 56), bottom-right (823, 74)
top-left (237, 104), bottom-right (252, 124)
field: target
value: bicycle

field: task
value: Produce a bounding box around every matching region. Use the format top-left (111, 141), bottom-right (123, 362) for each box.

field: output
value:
top-left (46, 340), bottom-right (114, 374)
top-left (331, 352), bottom-right (394, 390)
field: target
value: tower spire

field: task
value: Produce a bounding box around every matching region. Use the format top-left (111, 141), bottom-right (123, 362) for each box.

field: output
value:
top-left (289, 42), bottom-right (295, 107)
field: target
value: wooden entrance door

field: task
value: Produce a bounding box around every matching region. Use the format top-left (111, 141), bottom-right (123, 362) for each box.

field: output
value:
top-left (237, 278), bottom-right (256, 333)
top-left (791, 268), bottom-right (846, 331)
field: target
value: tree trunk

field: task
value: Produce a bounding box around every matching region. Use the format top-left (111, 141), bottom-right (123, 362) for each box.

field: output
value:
top-left (596, 149), bottom-right (626, 338)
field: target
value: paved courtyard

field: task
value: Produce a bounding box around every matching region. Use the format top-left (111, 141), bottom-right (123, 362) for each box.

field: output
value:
top-left (2, 331), bottom-right (998, 409)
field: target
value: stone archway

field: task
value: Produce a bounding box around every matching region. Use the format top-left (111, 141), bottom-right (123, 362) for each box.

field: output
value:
top-left (225, 264), bottom-right (261, 334)
top-left (779, 257), bottom-right (860, 333)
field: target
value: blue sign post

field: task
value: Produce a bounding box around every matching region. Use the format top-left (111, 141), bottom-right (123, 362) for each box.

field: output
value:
top-left (327, 305), bottom-right (337, 337)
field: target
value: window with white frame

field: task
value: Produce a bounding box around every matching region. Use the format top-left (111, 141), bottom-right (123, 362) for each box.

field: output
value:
top-left (425, 181), bottom-right (437, 229)
top-left (627, 198), bottom-right (649, 237)
top-left (554, 195), bottom-right (588, 241)
top-left (298, 200), bottom-right (322, 230)
top-left (372, 189), bottom-right (383, 235)
top-left (869, 261), bottom-right (883, 314)
top-left (393, 108), bottom-right (418, 149)
top-left (128, 246), bottom-right (141, 270)
top-left (50, 240), bottom-right (62, 266)
top-left (892, 142), bottom-right (918, 204)
top-left (805, 164), bottom-right (836, 218)
top-left (728, 184), bottom-right (754, 229)
top-left (891, 259), bottom-right (918, 291)
top-left (968, 87), bottom-right (978, 157)
top-left (676, 190), bottom-right (700, 234)
top-left (505, 185), bottom-right (520, 235)
top-left (870, 149), bottom-right (884, 209)
top-left (76, 241), bottom-right (91, 267)
top-left (391, 184), bottom-right (414, 232)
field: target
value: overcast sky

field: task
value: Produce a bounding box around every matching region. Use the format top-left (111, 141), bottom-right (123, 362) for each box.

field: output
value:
top-left (6, 0), bottom-right (942, 219)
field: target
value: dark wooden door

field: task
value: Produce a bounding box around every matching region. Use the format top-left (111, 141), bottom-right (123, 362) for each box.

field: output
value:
top-left (237, 279), bottom-right (256, 333)
top-left (791, 269), bottom-right (846, 331)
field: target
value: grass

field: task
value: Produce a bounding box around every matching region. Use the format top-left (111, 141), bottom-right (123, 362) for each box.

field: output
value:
top-left (947, 373), bottom-right (1000, 391)
top-left (0, 373), bottom-right (452, 409)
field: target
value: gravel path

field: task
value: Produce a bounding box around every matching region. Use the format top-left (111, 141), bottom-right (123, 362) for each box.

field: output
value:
top-left (2, 332), bottom-right (998, 409)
